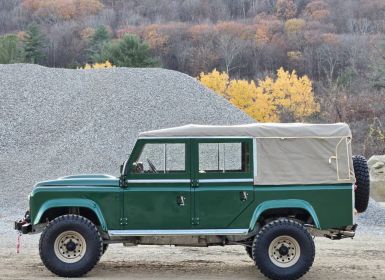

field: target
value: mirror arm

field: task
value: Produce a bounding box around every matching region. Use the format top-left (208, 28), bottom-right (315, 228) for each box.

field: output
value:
top-left (119, 159), bottom-right (129, 188)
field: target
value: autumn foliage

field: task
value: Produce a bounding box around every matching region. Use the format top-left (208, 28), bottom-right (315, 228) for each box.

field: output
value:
top-left (81, 61), bottom-right (114, 69)
top-left (0, 0), bottom-right (383, 155)
top-left (199, 68), bottom-right (319, 122)
top-left (22, 0), bottom-right (103, 19)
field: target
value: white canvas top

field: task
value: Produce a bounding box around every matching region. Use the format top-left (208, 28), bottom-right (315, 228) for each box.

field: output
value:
top-left (139, 123), bottom-right (354, 185)
top-left (139, 123), bottom-right (352, 138)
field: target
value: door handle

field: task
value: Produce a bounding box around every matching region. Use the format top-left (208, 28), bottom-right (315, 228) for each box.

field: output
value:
top-left (240, 191), bottom-right (248, 202)
top-left (177, 195), bottom-right (186, 206)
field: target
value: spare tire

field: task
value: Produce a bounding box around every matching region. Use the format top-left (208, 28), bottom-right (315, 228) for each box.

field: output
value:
top-left (352, 155), bottom-right (370, 213)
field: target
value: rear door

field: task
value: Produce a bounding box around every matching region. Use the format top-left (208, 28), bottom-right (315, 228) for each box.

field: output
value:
top-left (191, 139), bottom-right (254, 229)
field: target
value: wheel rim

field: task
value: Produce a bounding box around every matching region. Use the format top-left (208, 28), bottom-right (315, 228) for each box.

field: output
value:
top-left (54, 230), bottom-right (87, 263)
top-left (268, 235), bottom-right (300, 268)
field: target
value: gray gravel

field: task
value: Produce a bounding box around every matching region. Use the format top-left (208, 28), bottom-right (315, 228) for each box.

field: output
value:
top-left (357, 198), bottom-right (385, 228)
top-left (0, 63), bottom-right (384, 236)
top-left (0, 64), bottom-right (253, 217)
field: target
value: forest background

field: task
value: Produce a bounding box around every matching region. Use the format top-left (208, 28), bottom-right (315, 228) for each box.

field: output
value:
top-left (0, 0), bottom-right (384, 155)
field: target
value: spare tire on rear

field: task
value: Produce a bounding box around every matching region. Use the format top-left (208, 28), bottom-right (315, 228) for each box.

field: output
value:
top-left (352, 155), bottom-right (370, 213)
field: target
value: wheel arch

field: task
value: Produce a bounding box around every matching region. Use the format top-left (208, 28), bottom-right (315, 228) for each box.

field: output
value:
top-left (33, 198), bottom-right (107, 231)
top-left (249, 199), bottom-right (321, 231)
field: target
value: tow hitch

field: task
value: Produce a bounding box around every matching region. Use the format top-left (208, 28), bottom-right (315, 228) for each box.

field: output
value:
top-left (14, 211), bottom-right (32, 234)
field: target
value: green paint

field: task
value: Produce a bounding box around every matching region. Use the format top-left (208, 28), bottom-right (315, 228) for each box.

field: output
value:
top-left (33, 198), bottom-right (108, 230)
top-left (249, 199), bottom-right (320, 230)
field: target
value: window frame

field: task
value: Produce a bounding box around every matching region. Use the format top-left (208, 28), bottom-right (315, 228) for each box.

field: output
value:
top-left (126, 139), bottom-right (190, 180)
top-left (193, 138), bottom-right (253, 179)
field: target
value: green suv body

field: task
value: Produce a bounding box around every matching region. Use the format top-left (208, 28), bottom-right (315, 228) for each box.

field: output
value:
top-left (15, 123), bottom-right (370, 280)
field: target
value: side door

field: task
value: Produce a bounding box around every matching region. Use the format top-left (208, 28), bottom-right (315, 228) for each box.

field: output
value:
top-left (123, 139), bottom-right (191, 230)
top-left (191, 139), bottom-right (254, 229)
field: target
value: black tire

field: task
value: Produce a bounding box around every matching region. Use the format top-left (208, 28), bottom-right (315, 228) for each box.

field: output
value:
top-left (252, 218), bottom-right (315, 280)
top-left (245, 246), bottom-right (253, 260)
top-left (352, 155), bottom-right (370, 213)
top-left (102, 243), bottom-right (109, 255)
top-left (39, 214), bottom-right (103, 277)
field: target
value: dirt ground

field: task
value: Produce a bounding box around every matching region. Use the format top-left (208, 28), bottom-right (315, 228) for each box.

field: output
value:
top-left (1, 229), bottom-right (384, 280)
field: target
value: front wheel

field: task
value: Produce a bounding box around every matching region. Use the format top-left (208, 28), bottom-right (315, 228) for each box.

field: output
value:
top-left (245, 246), bottom-right (253, 260)
top-left (252, 218), bottom-right (315, 280)
top-left (39, 215), bottom-right (103, 277)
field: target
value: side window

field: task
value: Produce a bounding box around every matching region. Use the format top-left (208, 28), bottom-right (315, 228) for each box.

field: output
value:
top-left (198, 142), bottom-right (249, 173)
top-left (132, 143), bottom-right (185, 174)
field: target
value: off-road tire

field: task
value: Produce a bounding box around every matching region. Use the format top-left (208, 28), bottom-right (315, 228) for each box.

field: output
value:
top-left (252, 218), bottom-right (315, 280)
top-left (102, 243), bottom-right (109, 255)
top-left (245, 246), bottom-right (253, 260)
top-left (39, 214), bottom-right (103, 277)
top-left (352, 155), bottom-right (370, 213)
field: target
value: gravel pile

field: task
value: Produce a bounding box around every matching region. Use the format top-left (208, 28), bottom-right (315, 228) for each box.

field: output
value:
top-left (0, 64), bottom-right (253, 215)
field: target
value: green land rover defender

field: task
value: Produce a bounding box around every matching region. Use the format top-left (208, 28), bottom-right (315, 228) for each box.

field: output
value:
top-left (15, 123), bottom-right (370, 280)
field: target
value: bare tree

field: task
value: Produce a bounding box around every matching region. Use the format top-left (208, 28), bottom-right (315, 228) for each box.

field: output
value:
top-left (215, 32), bottom-right (246, 74)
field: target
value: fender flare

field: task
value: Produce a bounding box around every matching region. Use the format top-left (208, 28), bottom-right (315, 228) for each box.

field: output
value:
top-left (33, 198), bottom-right (107, 231)
top-left (248, 199), bottom-right (321, 231)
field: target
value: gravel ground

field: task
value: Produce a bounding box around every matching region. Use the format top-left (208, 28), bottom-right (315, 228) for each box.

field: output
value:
top-left (1, 64), bottom-right (384, 279)
top-left (0, 230), bottom-right (384, 280)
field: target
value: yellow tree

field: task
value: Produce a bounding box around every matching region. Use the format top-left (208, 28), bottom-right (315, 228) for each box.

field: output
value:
top-left (257, 68), bottom-right (319, 121)
top-left (226, 79), bottom-right (279, 122)
top-left (198, 69), bottom-right (229, 95)
top-left (198, 68), bottom-right (319, 122)
top-left (198, 70), bottom-right (279, 122)
top-left (81, 61), bottom-right (115, 69)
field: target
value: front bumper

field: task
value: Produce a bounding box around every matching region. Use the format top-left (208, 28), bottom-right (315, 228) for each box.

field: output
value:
top-left (14, 211), bottom-right (32, 234)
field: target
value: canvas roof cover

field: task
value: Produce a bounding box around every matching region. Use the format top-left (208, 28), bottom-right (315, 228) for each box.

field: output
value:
top-left (139, 123), bottom-right (354, 185)
top-left (139, 123), bottom-right (351, 138)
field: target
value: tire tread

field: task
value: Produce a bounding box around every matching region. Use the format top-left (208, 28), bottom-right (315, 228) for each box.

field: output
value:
top-left (39, 214), bottom-right (103, 277)
top-left (252, 218), bottom-right (315, 280)
top-left (352, 155), bottom-right (370, 213)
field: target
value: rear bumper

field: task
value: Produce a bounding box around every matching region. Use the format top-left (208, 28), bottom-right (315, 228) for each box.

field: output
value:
top-left (324, 224), bottom-right (357, 240)
top-left (14, 211), bottom-right (32, 234)
top-left (306, 224), bottom-right (358, 240)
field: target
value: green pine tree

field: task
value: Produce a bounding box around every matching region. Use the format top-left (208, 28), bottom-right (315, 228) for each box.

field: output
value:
top-left (23, 24), bottom-right (46, 64)
top-left (88, 25), bottom-right (111, 62)
top-left (98, 34), bottom-right (158, 67)
top-left (0, 34), bottom-right (24, 64)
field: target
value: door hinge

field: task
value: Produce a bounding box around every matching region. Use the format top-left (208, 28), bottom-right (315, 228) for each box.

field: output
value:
top-left (191, 217), bottom-right (200, 225)
top-left (191, 179), bottom-right (199, 188)
top-left (120, 218), bottom-right (128, 226)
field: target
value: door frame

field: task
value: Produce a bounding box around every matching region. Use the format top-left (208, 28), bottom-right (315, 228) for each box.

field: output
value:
top-left (122, 138), bottom-right (192, 229)
top-left (190, 138), bottom-right (254, 228)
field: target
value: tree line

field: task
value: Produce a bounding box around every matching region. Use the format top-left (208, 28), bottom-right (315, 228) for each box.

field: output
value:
top-left (0, 0), bottom-right (384, 155)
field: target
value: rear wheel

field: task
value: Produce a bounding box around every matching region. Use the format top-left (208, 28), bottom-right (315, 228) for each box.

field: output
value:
top-left (352, 155), bottom-right (370, 213)
top-left (39, 215), bottom-right (103, 277)
top-left (252, 218), bottom-right (315, 280)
